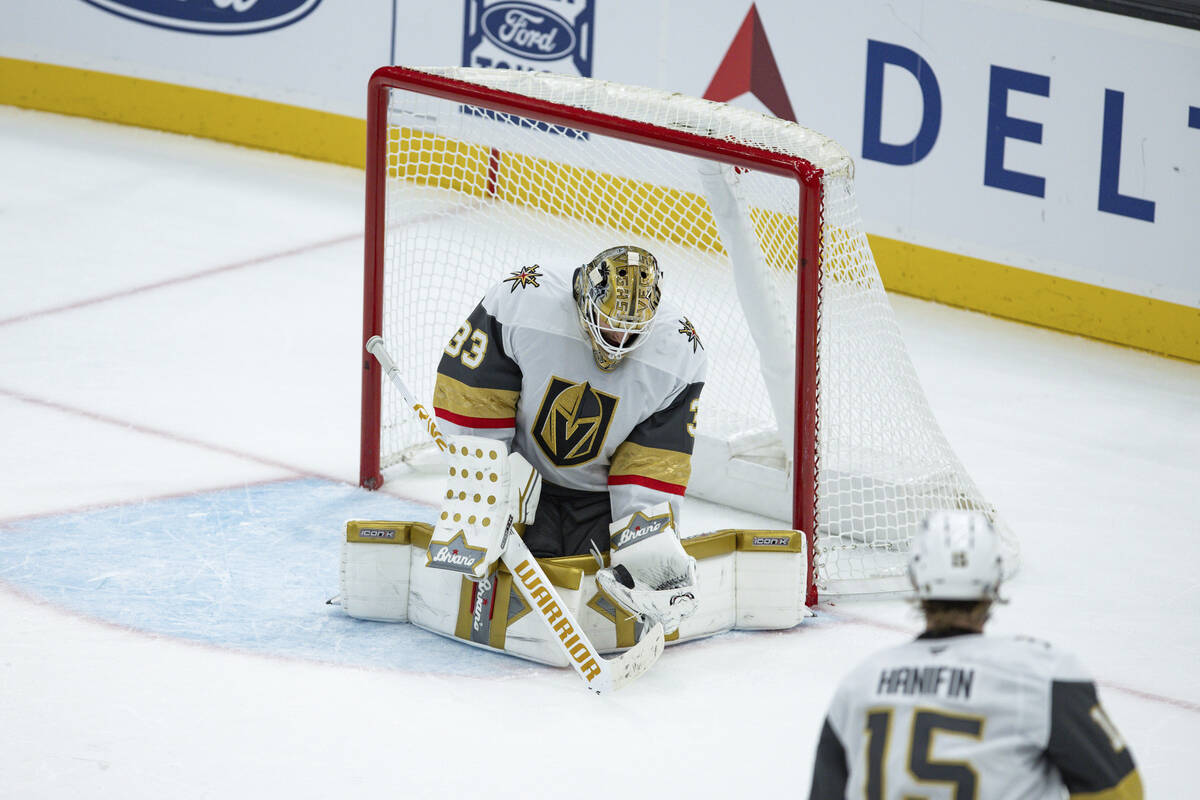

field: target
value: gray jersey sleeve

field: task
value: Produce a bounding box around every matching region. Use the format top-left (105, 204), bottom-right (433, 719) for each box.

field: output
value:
top-left (1045, 674), bottom-right (1142, 799)
top-left (432, 291), bottom-right (522, 447)
top-left (807, 716), bottom-right (849, 800)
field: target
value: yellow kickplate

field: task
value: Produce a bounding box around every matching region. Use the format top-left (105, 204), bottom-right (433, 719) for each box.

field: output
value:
top-left (732, 530), bottom-right (805, 553)
top-left (681, 529), bottom-right (737, 560)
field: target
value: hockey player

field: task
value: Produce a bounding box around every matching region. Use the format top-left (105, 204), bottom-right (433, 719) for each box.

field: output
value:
top-left (807, 510), bottom-right (1142, 800)
top-left (431, 245), bottom-right (706, 632)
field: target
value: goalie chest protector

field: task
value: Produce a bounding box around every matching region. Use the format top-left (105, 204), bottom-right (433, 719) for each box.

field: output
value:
top-left (435, 263), bottom-right (707, 520)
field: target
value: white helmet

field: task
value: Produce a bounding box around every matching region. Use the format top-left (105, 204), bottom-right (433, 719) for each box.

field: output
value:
top-left (908, 510), bottom-right (1004, 600)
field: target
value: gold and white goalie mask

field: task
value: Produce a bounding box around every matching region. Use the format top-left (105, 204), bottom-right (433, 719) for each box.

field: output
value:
top-left (573, 245), bottom-right (662, 372)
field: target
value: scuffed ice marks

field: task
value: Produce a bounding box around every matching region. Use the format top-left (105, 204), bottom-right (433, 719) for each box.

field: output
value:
top-left (0, 477), bottom-right (541, 678)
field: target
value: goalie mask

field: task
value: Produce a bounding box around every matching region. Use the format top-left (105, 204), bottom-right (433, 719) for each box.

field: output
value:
top-left (573, 246), bottom-right (662, 372)
top-left (908, 510), bottom-right (1004, 601)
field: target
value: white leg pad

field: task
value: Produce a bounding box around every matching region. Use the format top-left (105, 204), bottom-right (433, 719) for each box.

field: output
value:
top-left (675, 549), bottom-right (736, 642)
top-left (408, 550), bottom-right (585, 668)
top-left (406, 544), bottom-right (464, 635)
top-left (734, 531), bottom-right (812, 629)
top-left (339, 521), bottom-right (422, 623)
top-left (497, 568), bottom-right (584, 667)
top-left (338, 522), bottom-right (811, 662)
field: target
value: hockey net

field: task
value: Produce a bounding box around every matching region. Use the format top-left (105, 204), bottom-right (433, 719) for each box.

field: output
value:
top-left (359, 66), bottom-right (1018, 599)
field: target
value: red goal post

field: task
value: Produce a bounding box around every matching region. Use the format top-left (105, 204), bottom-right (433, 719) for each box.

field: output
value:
top-left (358, 66), bottom-right (1016, 602)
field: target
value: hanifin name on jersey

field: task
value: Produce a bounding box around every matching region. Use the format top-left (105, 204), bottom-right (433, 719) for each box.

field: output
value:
top-left (876, 666), bottom-right (975, 699)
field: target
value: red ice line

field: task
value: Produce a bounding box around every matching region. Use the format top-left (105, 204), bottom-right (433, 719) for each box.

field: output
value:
top-left (0, 232), bottom-right (360, 328)
top-left (0, 230), bottom-right (368, 523)
top-left (0, 385), bottom-right (329, 525)
top-left (0, 210), bottom-right (483, 522)
top-left (0, 384), bottom-right (438, 527)
top-left (0, 202), bottom-right (476, 329)
top-left (0, 580), bottom-right (526, 684)
top-left (7, 217), bottom-right (1193, 714)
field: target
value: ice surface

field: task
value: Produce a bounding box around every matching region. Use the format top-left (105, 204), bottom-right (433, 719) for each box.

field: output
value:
top-left (1, 107), bottom-right (1197, 798)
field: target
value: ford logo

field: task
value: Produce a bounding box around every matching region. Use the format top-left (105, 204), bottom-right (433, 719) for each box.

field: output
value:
top-left (79, 0), bottom-right (322, 35)
top-left (479, 2), bottom-right (576, 62)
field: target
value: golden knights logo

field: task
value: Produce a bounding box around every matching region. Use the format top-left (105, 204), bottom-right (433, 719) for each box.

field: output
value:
top-left (503, 264), bottom-right (543, 292)
top-left (533, 376), bottom-right (619, 467)
top-left (677, 317), bottom-right (703, 352)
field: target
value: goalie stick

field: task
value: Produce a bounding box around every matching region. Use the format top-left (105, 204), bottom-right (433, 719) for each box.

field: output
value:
top-left (365, 335), bottom-right (666, 694)
top-left (365, 336), bottom-right (448, 455)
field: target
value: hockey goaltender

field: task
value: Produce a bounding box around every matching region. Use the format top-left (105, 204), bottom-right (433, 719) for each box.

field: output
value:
top-left (336, 245), bottom-right (812, 687)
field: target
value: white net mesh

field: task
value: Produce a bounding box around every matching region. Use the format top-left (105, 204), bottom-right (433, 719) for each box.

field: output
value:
top-left (370, 67), bottom-right (1017, 594)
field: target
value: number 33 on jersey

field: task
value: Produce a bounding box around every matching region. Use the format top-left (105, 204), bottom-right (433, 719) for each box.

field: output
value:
top-left (432, 263), bottom-right (707, 522)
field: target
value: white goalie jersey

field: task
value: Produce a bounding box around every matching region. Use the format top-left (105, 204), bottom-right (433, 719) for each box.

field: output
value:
top-left (808, 632), bottom-right (1142, 800)
top-left (432, 263), bottom-right (707, 525)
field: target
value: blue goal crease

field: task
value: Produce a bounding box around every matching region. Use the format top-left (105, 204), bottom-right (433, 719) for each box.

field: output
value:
top-left (0, 477), bottom-right (535, 678)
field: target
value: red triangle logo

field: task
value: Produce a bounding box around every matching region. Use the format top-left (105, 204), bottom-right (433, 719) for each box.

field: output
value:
top-left (703, 4), bottom-right (796, 122)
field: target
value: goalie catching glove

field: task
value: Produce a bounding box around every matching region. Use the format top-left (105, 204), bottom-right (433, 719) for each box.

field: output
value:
top-left (595, 502), bottom-right (698, 634)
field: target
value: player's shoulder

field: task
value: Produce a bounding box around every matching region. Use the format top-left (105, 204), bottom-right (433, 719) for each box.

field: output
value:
top-left (664, 312), bottom-right (708, 367)
top-left (979, 634), bottom-right (1093, 682)
top-left (635, 308), bottom-right (708, 380)
top-left (840, 633), bottom-right (1090, 683)
top-left (481, 263), bottom-right (574, 327)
